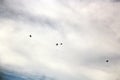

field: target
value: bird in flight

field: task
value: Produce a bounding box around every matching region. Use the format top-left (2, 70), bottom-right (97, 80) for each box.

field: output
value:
top-left (106, 60), bottom-right (109, 62)
top-left (60, 43), bottom-right (63, 45)
top-left (56, 43), bottom-right (58, 46)
top-left (29, 35), bottom-right (32, 37)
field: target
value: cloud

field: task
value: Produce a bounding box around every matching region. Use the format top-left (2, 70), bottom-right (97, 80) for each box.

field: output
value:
top-left (0, 0), bottom-right (120, 80)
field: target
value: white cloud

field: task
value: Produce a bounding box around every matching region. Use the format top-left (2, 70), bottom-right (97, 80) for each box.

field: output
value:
top-left (0, 0), bottom-right (120, 80)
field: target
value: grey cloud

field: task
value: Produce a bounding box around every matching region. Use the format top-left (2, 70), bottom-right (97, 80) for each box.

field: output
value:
top-left (0, 1), bottom-right (59, 29)
top-left (60, 0), bottom-right (120, 3)
top-left (81, 52), bottom-right (120, 67)
top-left (0, 8), bottom-right (57, 29)
top-left (0, 68), bottom-right (55, 80)
top-left (105, 0), bottom-right (120, 1)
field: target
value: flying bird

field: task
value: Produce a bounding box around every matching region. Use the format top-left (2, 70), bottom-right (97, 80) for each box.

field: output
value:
top-left (56, 43), bottom-right (58, 46)
top-left (29, 35), bottom-right (32, 37)
top-left (106, 60), bottom-right (109, 62)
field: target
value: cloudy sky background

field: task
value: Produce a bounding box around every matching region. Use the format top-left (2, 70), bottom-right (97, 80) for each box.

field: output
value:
top-left (0, 0), bottom-right (120, 80)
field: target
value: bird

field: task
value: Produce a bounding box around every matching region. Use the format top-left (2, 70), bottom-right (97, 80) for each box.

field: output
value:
top-left (29, 35), bottom-right (32, 37)
top-left (60, 43), bottom-right (63, 45)
top-left (56, 43), bottom-right (58, 46)
top-left (106, 60), bottom-right (109, 62)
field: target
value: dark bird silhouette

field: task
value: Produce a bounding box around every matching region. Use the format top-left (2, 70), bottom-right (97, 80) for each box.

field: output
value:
top-left (29, 35), bottom-right (32, 37)
top-left (106, 60), bottom-right (109, 62)
top-left (56, 43), bottom-right (58, 46)
top-left (60, 43), bottom-right (63, 45)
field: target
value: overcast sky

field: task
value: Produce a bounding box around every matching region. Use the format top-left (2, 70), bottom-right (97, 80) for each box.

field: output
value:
top-left (0, 0), bottom-right (120, 80)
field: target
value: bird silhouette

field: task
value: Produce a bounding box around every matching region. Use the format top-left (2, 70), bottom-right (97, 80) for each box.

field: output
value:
top-left (29, 35), bottom-right (32, 37)
top-left (56, 43), bottom-right (58, 46)
top-left (106, 60), bottom-right (109, 62)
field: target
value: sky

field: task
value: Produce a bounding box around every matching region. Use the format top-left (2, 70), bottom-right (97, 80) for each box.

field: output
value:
top-left (0, 0), bottom-right (120, 80)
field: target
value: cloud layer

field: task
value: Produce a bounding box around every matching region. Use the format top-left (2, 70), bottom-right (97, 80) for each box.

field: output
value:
top-left (0, 0), bottom-right (120, 80)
